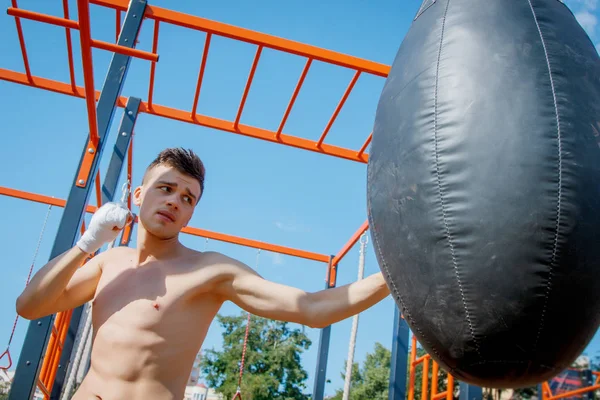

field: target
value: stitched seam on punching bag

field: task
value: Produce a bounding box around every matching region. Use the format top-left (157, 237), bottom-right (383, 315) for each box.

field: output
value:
top-left (433, 0), bottom-right (482, 359)
top-left (527, 0), bottom-right (562, 353)
top-left (366, 177), bottom-right (445, 362)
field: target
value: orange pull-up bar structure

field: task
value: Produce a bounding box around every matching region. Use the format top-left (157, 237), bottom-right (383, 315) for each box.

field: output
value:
top-left (3, 1), bottom-right (595, 400)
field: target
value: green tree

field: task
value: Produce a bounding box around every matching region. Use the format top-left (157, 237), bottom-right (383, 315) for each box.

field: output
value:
top-left (592, 350), bottom-right (600, 371)
top-left (200, 312), bottom-right (312, 400)
top-left (329, 342), bottom-right (459, 400)
top-left (0, 380), bottom-right (10, 400)
top-left (330, 342), bottom-right (391, 400)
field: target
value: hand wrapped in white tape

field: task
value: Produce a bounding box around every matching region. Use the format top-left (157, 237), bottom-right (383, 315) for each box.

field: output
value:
top-left (76, 202), bottom-right (132, 254)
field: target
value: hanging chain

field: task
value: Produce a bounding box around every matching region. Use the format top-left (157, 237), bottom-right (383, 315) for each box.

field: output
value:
top-left (233, 249), bottom-right (261, 399)
top-left (1, 204), bottom-right (53, 370)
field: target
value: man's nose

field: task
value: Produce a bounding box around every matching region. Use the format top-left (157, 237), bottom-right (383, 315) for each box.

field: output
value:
top-left (166, 197), bottom-right (179, 210)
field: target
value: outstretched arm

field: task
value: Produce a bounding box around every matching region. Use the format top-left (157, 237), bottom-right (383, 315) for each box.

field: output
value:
top-left (214, 257), bottom-right (390, 329)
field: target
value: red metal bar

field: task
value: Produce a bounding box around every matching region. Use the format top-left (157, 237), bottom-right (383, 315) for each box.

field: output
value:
top-left (115, 9), bottom-right (121, 42)
top-left (191, 32), bottom-right (211, 118)
top-left (182, 225), bottom-right (329, 263)
top-left (332, 219), bottom-right (369, 266)
top-left (95, 170), bottom-right (102, 207)
top-left (326, 257), bottom-right (337, 287)
top-left (36, 381), bottom-right (50, 399)
top-left (62, 0), bottom-right (77, 92)
top-left (316, 70), bottom-right (361, 147)
top-left (9, 0), bottom-right (32, 82)
top-left (276, 58), bottom-right (312, 138)
top-left (89, 0), bottom-right (390, 77)
top-left (147, 20), bottom-right (160, 108)
top-left (0, 185), bottom-right (330, 263)
top-left (91, 39), bottom-right (159, 62)
top-left (234, 45), bottom-right (263, 128)
top-left (545, 384), bottom-right (600, 400)
top-left (127, 132), bottom-right (133, 210)
top-left (357, 132), bottom-right (372, 157)
top-left (76, 0), bottom-right (99, 146)
top-left (0, 185), bottom-right (97, 213)
top-left (0, 68), bottom-right (371, 163)
top-left (7, 7), bottom-right (79, 29)
top-left (6, 8), bottom-right (159, 63)
top-left (144, 99), bottom-right (369, 163)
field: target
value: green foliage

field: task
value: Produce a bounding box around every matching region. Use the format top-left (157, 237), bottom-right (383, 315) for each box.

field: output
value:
top-left (0, 380), bottom-right (10, 400)
top-left (329, 342), bottom-right (460, 400)
top-left (592, 350), bottom-right (600, 371)
top-left (329, 342), bottom-right (391, 400)
top-left (200, 312), bottom-right (312, 400)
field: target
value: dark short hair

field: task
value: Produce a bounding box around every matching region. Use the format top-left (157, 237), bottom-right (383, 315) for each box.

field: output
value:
top-left (144, 148), bottom-right (205, 198)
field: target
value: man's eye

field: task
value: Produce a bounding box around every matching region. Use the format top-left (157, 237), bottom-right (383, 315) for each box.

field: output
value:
top-left (159, 186), bottom-right (170, 192)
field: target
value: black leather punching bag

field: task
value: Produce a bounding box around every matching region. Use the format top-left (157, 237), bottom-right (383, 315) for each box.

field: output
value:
top-left (367, 0), bottom-right (600, 388)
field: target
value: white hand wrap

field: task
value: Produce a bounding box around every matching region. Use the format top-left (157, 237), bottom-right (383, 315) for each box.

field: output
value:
top-left (76, 202), bottom-right (131, 254)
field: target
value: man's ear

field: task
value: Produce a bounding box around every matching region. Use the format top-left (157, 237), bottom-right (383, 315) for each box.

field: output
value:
top-left (133, 186), bottom-right (142, 207)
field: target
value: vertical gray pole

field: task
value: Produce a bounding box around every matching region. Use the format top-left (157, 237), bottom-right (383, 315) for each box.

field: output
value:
top-left (8, 2), bottom-right (148, 398)
top-left (312, 256), bottom-right (336, 400)
top-left (50, 97), bottom-right (142, 400)
top-left (388, 306), bottom-right (410, 400)
top-left (459, 382), bottom-right (483, 400)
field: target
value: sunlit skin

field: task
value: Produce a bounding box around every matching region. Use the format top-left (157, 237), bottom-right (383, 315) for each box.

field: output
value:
top-left (15, 164), bottom-right (390, 400)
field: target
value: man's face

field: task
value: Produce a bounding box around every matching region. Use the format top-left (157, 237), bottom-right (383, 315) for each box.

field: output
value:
top-left (133, 164), bottom-right (201, 239)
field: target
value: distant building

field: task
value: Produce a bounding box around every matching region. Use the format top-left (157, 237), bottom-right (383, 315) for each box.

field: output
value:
top-left (188, 352), bottom-right (203, 386)
top-left (184, 382), bottom-right (223, 400)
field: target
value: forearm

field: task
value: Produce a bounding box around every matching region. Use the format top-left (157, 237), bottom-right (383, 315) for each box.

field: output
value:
top-left (16, 246), bottom-right (89, 318)
top-left (306, 272), bottom-right (390, 328)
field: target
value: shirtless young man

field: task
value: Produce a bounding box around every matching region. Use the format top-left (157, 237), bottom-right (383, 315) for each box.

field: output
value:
top-left (15, 148), bottom-right (391, 400)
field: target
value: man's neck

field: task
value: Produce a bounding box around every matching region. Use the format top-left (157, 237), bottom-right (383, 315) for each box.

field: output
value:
top-left (135, 226), bottom-right (183, 264)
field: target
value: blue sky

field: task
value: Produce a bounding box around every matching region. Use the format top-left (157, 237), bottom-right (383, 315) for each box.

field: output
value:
top-left (0, 0), bottom-right (599, 397)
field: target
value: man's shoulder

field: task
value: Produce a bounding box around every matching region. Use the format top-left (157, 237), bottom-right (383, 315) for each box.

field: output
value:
top-left (194, 250), bottom-right (252, 273)
top-left (91, 245), bottom-right (133, 268)
top-left (197, 250), bottom-right (237, 265)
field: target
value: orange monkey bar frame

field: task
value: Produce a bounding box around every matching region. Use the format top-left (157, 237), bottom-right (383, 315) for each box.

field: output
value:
top-left (540, 371), bottom-right (600, 400)
top-left (408, 335), bottom-right (455, 400)
top-left (1, 1), bottom-right (594, 400)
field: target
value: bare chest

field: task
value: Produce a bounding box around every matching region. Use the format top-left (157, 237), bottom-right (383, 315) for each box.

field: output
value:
top-left (91, 262), bottom-right (217, 332)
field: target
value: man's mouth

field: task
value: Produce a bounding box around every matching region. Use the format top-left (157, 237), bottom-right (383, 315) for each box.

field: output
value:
top-left (157, 210), bottom-right (176, 222)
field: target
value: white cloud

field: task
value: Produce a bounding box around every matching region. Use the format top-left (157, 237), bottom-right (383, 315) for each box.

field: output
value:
top-left (275, 220), bottom-right (310, 233)
top-left (270, 252), bottom-right (285, 266)
top-left (575, 10), bottom-right (598, 33)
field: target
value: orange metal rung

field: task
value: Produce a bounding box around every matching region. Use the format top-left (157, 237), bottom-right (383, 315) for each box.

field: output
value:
top-left (542, 377), bottom-right (600, 400)
top-left (62, 0), bottom-right (77, 92)
top-left (357, 132), bottom-right (372, 157)
top-left (234, 45), bottom-right (263, 128)
top-left (316, 70), bottom-right (361, 147)
top-left (9, 0), bottom-right (32, 82)
top-left (76, 0), bottom-right (99, 147)
top-left (331, 219), bottom-right (369, 266)
top-left (6, 7), bottom-right (159, 62)
top-left (36, 380), bottom-right (50, 399)
top-left (408, 335), bottom-right (454, 400)
top-left (90, 0), bottom-right (390, 77)
top-left (0, 185), bottom-right (330, 263)
top-left (0, 68), bottom-right (370, 163)
top-left (148, 20), bottom-right (161, 108)
top-left (276, 58), bottom-right (312, 138)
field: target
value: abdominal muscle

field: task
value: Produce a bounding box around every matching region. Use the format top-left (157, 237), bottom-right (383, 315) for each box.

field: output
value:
top-left (71, 292), bottom-right (221, 399)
